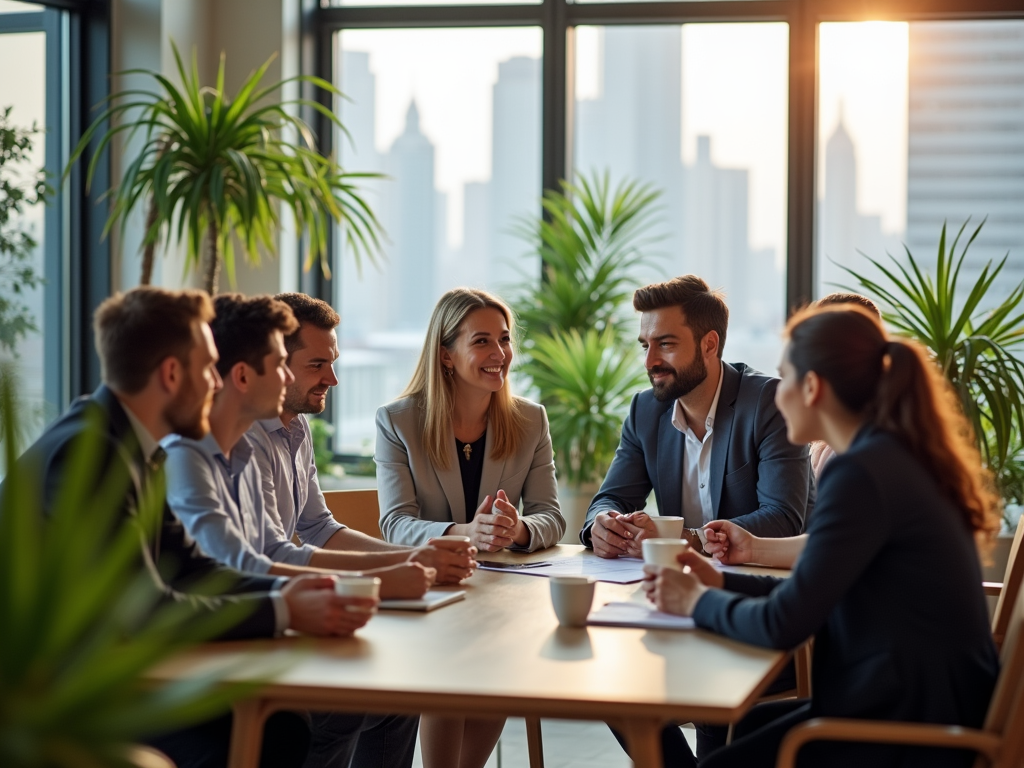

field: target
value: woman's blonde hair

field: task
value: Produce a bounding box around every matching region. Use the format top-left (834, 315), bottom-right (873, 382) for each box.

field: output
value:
top-left (401, 288), bottom-right (528, 470)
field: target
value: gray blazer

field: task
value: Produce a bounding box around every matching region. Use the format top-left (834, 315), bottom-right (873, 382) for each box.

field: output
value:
top-left (375, 395), bottom-right (565, 551)
top-left (583, 362), bottom-right (813, 543)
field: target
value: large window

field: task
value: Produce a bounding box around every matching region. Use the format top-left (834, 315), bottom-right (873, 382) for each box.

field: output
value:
top-left (575, 23), bottom-right (788, 372)
top-left (0, 2), bottom-right (68, 436)
top-left (816, 19), bottom-right (1024, 303)
top-left (333, 28), bottom-right (543, 453)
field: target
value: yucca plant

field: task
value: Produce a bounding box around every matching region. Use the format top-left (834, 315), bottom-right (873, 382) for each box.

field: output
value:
top-left (515, 171), bottom-right (661, 486)
top-left (515, 171), bottom-right (662, 340)
top-left (67, 41), bottom-right (382, 293)
top-left (521, 327), bottom-right (648, 486)
top-left (839, 219), bottom-right (1024, 508)
top-left (0, 365), bottom-right (265, 767)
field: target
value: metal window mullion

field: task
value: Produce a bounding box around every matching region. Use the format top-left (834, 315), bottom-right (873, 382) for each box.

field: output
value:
top-left (786, 0), bottom-right (816, 312)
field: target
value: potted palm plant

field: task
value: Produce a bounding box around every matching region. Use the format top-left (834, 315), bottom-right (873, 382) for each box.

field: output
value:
top-left (0, 365), bottom-right (265, 767)
top-left (839, 219), bottom-right (1024, 573)
top-left (515, 172), bottom-right (661, 540)
top-left (67, 42), bottom-right (382, 293)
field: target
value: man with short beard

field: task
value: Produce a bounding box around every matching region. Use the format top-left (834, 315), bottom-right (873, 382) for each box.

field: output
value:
top-left (580, 275), bottom-right (813, 764)
top-left (246, 293), bottom-right (474, 587)
top-left (11, 287), bottom-right (380, 768)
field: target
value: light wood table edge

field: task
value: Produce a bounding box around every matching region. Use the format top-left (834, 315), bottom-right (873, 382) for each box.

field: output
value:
top-left (226, 645), bottom-right (792, 768)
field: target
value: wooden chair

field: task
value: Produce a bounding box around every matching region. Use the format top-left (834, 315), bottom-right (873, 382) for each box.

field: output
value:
top-left (984, 516), bottom-right (1024, 650)
top-left (322, 489), bottom-right (383, 540)
top-left (321, 489), bottom-right (547, 767)
top-left (776, 566), bottom-right (1024, 768)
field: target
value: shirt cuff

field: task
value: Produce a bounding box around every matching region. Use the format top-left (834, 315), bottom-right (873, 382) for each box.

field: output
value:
top-left (580, 521), bottom-right (595, 548)
top-left (270, 581), bottom-right (290, 638)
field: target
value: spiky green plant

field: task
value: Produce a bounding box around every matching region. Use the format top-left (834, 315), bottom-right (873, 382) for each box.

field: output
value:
top-left (521, 327), bottom-right (648, 486)
top-left (839, 219), bottom-right (1024, 508)
top-left (0, 365), bottom-right (265, 767)
top-left (514, 171), bottom-right (661, 486)
top-left (515, 172), bottom-right (661, 339)
top-left (66, 41), bottom-right (382, 293)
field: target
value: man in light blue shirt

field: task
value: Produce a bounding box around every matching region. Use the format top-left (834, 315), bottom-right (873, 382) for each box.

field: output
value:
top-left (246, 292), bottom-right (475, 585)
top-left (164, 293), bottom-right (422, 768)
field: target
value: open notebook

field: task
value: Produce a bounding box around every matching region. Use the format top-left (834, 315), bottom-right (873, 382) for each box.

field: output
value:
top-left (379, 590), bottom-right (466, 612)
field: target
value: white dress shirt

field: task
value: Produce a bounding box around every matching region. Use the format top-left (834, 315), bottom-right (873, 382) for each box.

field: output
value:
top-left (671, 361), bottom-right (724, 529)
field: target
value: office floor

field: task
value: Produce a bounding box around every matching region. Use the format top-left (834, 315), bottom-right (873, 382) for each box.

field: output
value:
top-left (412, 718), bottom-right (697, 768)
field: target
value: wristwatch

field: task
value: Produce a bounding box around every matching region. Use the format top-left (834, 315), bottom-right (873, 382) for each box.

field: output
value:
top-left (683, 527), bottom-right (709, 557)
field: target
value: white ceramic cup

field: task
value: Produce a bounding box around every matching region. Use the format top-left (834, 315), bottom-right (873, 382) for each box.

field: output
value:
top-left (549, 576), bottom-right (596, 628)
top-left (650, 516), bottom-right (686, 539)
top-left (437, 534), bottom-right (472, 544)
top-left (334, 576), bottom-right (381, 612)
top-left (433, 534), bottom-right (474, 554)
top-left (642, 538), bottom-right (689, 570)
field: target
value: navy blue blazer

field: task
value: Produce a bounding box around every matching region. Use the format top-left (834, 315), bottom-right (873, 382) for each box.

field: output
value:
top-left (9, 385), bottom-right (279, 640)
top-left (582, 362), bottom-right (812, 543)
top-left (694, 427), bottom-right (999, 766)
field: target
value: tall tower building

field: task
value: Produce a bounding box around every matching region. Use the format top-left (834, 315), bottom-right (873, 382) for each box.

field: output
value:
top-left (906, 21), bottom-right (1024, 296)
top-left (575, 26), bottom-right (684, 266)
top-left (338, 50), bottom-right (386, 341)
top-left (490, 56), bottom-right (541, 291)
top-left (385, 101), bottom-right (437, 329)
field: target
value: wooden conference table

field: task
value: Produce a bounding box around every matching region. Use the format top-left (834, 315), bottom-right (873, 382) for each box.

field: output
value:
top-left (148, 545), bottom-right (791, 768)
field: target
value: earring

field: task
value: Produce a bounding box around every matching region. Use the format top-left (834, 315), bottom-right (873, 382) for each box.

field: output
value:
top-left (443, 366), bottom-right (454, 378)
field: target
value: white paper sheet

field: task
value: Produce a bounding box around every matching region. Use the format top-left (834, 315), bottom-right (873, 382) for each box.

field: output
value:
top-left (587, 601), bottom-right (696, 630)
top-left (379, 590), bottom-right (466, 611)
top-left (477, 555), bottom-right (647, 583)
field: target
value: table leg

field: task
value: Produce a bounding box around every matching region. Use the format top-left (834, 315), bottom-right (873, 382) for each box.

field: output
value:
top-left (228, 699), bottom-right (268, 768)
top-left (622, 718), bottom-right (664, 768)
top-left (525, 717), bottom-right (544, 768)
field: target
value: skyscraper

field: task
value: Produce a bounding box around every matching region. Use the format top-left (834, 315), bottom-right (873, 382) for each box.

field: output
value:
top-left (490, 56), bottom-right (541, 291)
top-left (384, 101), bottom-right (437, 330)
top-left (906, 21), bottom-right (1024, 296)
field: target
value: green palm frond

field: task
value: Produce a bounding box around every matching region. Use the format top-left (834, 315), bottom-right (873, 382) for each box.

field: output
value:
top-left (838, 219), bottom-right (1024, 508)
top-left (521, 327), bottom-right (648, 487)
top-left (66, 41), bottom-right (382, 293)
top-left (0, 366), bottom-right (276, 767)
top-left (514, 171), bottom-right (662, 338)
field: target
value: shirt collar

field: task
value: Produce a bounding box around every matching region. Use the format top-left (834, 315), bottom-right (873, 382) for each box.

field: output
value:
top-left (258, 416), bottom-right (287, 434)
top-left (672, 360), bottom-right (725, 436)
top-left (202, 431), bottom-right (254, 471)
top-left (121, 402), bottom-right (162, 463)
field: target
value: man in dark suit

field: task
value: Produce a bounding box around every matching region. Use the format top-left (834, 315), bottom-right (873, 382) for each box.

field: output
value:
top-left (582, 274), bottom-right (812, 556)
top-left (11, 287), bottom-right (381, 768)
top-left (580, 275), bottom-right (813, 763)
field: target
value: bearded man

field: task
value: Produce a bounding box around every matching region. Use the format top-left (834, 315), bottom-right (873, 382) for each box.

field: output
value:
top-left (581, 275), bottom-right (813, 766)
top-left (581, 275), bottom-right (813, 554)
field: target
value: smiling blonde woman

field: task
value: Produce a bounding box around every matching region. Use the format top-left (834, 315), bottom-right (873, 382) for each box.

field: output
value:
top-left (374, 287), bottom-right (565, 768)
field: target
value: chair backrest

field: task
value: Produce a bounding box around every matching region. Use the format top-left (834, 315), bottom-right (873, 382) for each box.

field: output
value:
top-left (322, 488), bottom-right (383, 540)
top-left (992, 516), bottom-right (1024, 648)
top-left (981, 574), bottom-right (1024, 768)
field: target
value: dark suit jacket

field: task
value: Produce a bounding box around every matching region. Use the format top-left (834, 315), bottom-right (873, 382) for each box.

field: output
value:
top-left (12, 385), bottom-right (278, 640)
top-left (582, 362), bottom-right (812, 544)
top-left (694, 427), bottom-right (999, 766)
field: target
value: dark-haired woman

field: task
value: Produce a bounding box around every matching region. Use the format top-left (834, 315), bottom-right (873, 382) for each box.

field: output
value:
top-left (643, 305), bottom-right (1001, 768)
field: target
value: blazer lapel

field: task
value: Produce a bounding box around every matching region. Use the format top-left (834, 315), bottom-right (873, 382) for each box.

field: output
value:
top-left (433, 424), bottom-right (468, 523)
top-left (709, 363), bottom-right (741, 514)
top-left (656, 406), bottom-right (684, 517)
top-left (478, 424), bottom-right (506, 509)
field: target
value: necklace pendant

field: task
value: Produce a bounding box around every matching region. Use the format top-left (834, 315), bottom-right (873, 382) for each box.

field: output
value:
top-left (462, 443), bottom-right (472, 461)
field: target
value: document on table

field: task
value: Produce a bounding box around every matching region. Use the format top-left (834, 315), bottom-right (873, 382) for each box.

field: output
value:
top-left (477, 555), bottom-right (647, 583)
top-left (587, 601), bottom-right (696, 631)
top-left (379, 590), bottom-right (466, 612)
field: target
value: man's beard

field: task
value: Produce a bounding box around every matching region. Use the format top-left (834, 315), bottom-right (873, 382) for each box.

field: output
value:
top-left (283, 385), bottom-right (326, 416)
top-left (164, 374), bottom-right (212, 440)
top-left (649, 350), bottom-right (708, 402)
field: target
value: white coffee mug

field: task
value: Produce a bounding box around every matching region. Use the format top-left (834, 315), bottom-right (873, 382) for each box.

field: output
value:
top-left (642, 538), bottom-right (689, 570)
top-left (650, 516), bottom-right (685, 539)
top-left (549, 576), bottom-right (596, 628)
top-left (334, 576), bottom-right (381, 611)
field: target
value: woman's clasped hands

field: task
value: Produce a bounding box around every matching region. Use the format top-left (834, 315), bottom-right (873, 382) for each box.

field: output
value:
top-left (464, 489), bottom-right (529, 552)
top-left (642, 546), bottom-right (724, 617)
